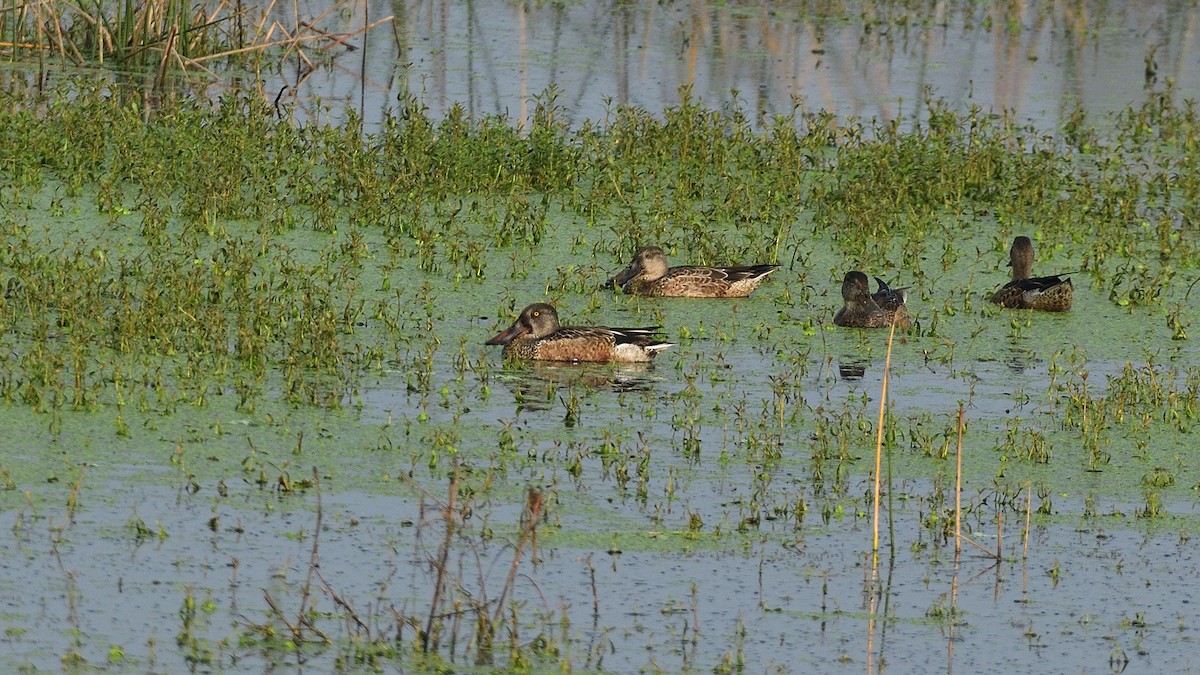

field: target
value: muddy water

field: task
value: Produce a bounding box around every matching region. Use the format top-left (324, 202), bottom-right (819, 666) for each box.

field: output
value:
top-left (271, 0), bottom-right (1200, 133)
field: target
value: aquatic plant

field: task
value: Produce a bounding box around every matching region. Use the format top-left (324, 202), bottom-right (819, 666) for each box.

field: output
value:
top-left (0, 0), bottom-right (389, 83)
top-left (1, 59), bottom-right (1199, 671)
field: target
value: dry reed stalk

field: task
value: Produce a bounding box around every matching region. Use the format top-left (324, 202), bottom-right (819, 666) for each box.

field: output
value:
top-left (298, 466), bottom-right (331, 642)
top-left (32, 1), bottom-right (83, 64)
top-left (155, 24), bottom-right (177, 89)
top-left (1023, 483), bottom-right (1031, 558)
top-left (423, 464), bottom-right (459, 653)
top-left (172, 50), bottom-right (217, 78)
top-left (244, 0), bottom-right (280, 45)
top-left (269, 20), bottom-right (313, 67)
top-left (6, 0), bottom-right (381, 77)
top-left (0, 40), bottom-right (51, 50)
top-left (236, 0), bottom-right (348, 61)
top-left (298, 0), bottom-right (355, 37)
top-left (58, 9), bottom-right (82, 64)
top-left (263, 14), bottom-right (391, 69)
top-left (955, 403), bottom-right (964, 554)
top-left (871, 314), bottom-right (898, 553)
top-left (300, 470), bottom-right (321, 608)
top-left (996, 510), bottom-right (1002, 559)
top-left (299, 19), bottom-right (357, 50)
top-left (316, 568), bottom-right (369, 634)
top-left (866, 311), bottom-right (901, 673)
top-left (491, 487), bottom-right (545, 626)
top-left (138, 0), bottom-right (156, 53)
top-left (865, 550), bottom-right (880, 674)
top-left (959, 530), bottom-right (999, 558)
top-left (951, 403), bottom-right (1002, 559)
top-left (1022, 484), bottom-right (1032, 593)
top-left (257, 467), bottom-right (331, 644)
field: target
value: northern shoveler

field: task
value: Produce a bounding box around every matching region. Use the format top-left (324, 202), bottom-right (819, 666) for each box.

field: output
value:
top-left (990, 236), bottom-right (1073, 311)
top-left (872, 277), bottom-right (909, 313)
top-left (834, 271), bottom-right (912, 329)
top-left (606, 246), bottom-right (779, 298)
top-left (485, 303), bottom-right (674, 363)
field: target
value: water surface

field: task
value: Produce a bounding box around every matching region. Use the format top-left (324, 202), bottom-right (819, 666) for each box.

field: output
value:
top-left (269, 0), bottom-right (1200, 133)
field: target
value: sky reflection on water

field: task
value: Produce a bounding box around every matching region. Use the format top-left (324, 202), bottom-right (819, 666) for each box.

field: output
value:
top-left (270, 1), bottom-right (1200, 132)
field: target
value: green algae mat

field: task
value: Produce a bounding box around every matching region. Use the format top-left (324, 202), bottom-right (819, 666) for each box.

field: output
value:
top-left (0, 79), bottom-right (1197, 672)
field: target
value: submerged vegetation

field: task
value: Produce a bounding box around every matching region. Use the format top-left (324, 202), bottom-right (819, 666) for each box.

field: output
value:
top-left (0, 61), bottom-right (1198, 670)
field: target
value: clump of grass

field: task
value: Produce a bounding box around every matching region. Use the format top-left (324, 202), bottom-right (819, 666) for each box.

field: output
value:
top-left (0, 0), bottom-right (391, 87)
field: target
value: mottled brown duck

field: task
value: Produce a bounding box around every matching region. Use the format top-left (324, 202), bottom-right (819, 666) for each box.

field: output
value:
top-left (486, 303), bottom-right (674, 363)
top-left (606, 246), bottom-right (778, 298)
top-left (834, 271), bottom-right (912, 329)
top-left (990, 236), bottom-right (1073, 311)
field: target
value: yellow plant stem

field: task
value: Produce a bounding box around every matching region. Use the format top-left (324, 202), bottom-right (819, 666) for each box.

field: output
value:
top-left (872, 315), bottom-right (897, 554)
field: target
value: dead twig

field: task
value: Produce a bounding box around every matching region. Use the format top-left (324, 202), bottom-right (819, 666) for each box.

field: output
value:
top-left (423, 463), bottom-right (459, 653)
top-left (491, 487), bottom-right (545, 626)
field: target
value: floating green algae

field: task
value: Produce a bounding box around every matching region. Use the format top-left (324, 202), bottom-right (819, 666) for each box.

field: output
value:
top-left (0, 74), bottom-right (1198, 672)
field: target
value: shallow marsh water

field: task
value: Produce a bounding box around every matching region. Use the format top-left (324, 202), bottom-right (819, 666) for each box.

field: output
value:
top-left (264, 0), bottom-right (1200, 134)
top-left (1, 194), bottom-right (1197, 671)
top-left (2, 1), bottom-right (1200, 672)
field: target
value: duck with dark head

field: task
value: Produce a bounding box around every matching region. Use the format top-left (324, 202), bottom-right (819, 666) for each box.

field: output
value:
top-left (606, 246), bottom-right (779, 298)
top-left (990, 236), bottom-right (1074, 312)
top-left (833, 271), bottom-right (912, 329)
top-left (486, 303), bottom-right (674, 363)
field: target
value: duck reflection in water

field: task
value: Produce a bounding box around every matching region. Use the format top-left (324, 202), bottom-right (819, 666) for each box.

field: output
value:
top-left (500, 361), bottom-right (659, 417)
top-left (838, 360), bottom-right (868, 380)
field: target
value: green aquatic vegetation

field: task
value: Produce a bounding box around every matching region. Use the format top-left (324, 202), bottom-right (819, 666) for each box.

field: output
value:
top-left (904, 413), bottom-right (957, 460)
top-left (2, 71), bottom-right (1200, 671)
top-left (1055, 361), bottom-right (1200, 477)
top-left (998, 419), bottom-right (1052, 464)
top-left (813, 99), bottom-right (1076, 260)
top-left (577, 89), bottom-right (814, 263)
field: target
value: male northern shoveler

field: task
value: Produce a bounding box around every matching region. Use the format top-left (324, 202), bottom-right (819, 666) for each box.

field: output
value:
top-left (872, 277), bottom-right (909, 313)
top-left (485, 303), bottom-right (674, 363)
top-left (606, 246), bottom-right (779, 298)
top-left (834, 271), bottom-right (912, 329)
top-left (990, 236), bottom-right (1073, 311)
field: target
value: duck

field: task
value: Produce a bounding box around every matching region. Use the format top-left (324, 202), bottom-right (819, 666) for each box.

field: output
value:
top-left (606, 246), bottom-right (778, 298)
top-left (990, 236), bottom-right (1073, 311)
top-left (872, 276), bottom-right (909, 313)
top-left (486, 303), bottom-right (674, 363)
top-left (834, 271), bottom-right (912, 329)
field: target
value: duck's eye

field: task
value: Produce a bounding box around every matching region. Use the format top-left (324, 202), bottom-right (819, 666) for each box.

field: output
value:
top-left (532, 310), bottom-right (540, 318)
